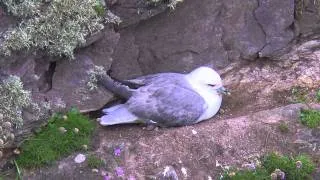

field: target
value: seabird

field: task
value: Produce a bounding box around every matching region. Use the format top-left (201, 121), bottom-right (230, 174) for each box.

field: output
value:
top-left (98, 66), bottom-right (228, 127)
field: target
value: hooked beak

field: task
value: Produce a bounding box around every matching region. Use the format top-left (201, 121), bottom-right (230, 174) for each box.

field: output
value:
top-left (216, 86), bottom-right (231, 95)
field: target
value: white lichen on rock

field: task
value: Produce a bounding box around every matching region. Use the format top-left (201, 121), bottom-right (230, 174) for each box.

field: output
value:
top-left (0, 75), bottom-right (31, 148)
top-left (0, 0), bottom-right (120, 58)
top-left (0, 75), bottom-right (31, 128)
top-left (145, 0), bottom-right (184, 9)
top-left (87, 65), bottom-right (106, 91)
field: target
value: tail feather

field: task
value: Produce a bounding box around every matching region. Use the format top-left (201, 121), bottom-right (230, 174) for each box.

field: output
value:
top-left (100, 105), bottom-right (140, 126)
top-left (102, 104), bottom-right (123, 114)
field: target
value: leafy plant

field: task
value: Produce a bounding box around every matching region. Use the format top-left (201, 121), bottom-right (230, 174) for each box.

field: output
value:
top-left (263, 153), bottom-right (315, 180)
top-left (87, 154), bottom-right (105, 168)
top-left (221, 153), bottom-right (315, 180)
top-left (278, 122), bottom-right (289, 133)
top-left (316, 89), bottom-right (320, 102)
top-left (300, 109), bottom-right (320, 128)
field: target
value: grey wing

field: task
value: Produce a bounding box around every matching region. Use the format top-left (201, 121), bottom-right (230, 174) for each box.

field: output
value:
top-left (125, 73), bottom-right (184, 86)
top-left (126, 83), bottom-right (207, 127)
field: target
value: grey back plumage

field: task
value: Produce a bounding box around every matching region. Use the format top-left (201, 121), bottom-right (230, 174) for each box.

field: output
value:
top-left (126, 73), bottom-right (206, 127)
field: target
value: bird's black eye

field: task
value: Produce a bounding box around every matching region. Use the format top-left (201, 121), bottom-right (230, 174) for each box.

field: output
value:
top-left (208, 84), bottom-right (216, 87)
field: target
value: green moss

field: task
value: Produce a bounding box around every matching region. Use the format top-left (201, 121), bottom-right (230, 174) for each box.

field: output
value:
top-left (222, 168), bottom-right (269, 180)
top-left (278, 122), bottom-right (289, 133)
top-left (221, 153), bottom-right (315, 180)
top-left (15, 109), bottom-right (95, 168)
top-left (94, 1), bottom-right (106, 17)
top-left (300, 109), bottom-right (320, 128)
top-left (87, 154), bottom-right (105, 168)
top-left (263, 153), bottom-right (315, 180)
top-left (291, 86), bottom-right (308, 103)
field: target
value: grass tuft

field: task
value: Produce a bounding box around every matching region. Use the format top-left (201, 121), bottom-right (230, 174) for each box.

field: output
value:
top-left (300, 109), bottom-right (320, 128)
top-left (278, 122), bottom-right (289, 133)
top-left (316, 89), bottom-right (320, 102)
top-left (263, 153), bottom-right (315, 180)
top-left (87, 154), bottom-right (105, 169)
top-left (222, 153), bottom-right (315, 180)
top-left (15, 109), bottom-right (95, 168)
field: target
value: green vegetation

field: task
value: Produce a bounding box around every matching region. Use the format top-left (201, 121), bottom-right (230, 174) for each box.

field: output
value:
top-left (316, 89), bottom-right (320, 102)
top-left (222, 153), bottom-right (315, 180)
top-left (291, 86), bottom-right (309, 103)
top-left (87, 154), bottom-right (105, 168)
top-left (263, 153), bottom-right (315, 180)
top-left (0, 0), bottom-right (120, 59)
top-left (15, 109), bottom-right (95, 168)
top-left (300, 109), bottom-right (320, 128)
top-left (278, 122), bottom-right (289, 133)
top-left (222, 168), bottom-right (269, 180)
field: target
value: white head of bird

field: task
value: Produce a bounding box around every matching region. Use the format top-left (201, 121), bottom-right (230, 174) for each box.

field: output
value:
top-left (187, 66), bottom-right (228, 95)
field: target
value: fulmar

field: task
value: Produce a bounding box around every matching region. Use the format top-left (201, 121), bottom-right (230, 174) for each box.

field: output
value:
top-left (98, 66), bottom-right (228, 127)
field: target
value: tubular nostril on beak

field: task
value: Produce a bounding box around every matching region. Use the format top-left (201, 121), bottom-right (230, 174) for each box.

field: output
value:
top-left (216, 86), bottom-right (231, 95)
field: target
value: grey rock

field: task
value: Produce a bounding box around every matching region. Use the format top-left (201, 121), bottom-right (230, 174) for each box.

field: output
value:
top-left (156, 166), bottom-right (179, 180)
top-left (254, 0), bottom-right (295, 58)
top-left (48, 55), bottom-right (113, 112)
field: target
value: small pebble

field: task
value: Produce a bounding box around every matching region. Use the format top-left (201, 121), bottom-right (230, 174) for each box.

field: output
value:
top-left (82, 144), bottom-right (88, 151)
top-left (181, 167), bottom-right (187, 177)
top-left (58, 127), bottom-right (67, 134)
top-left (13, 149), bottom-right (20, 155)
top-left (0, 113), bottom-right (3, 120)
top-left (191, 129), bottom-right (197, 135)
top-left (0, 139), bottom-right (3, 146)
top-left (74, 153), bottom-right (86, 163)
top-left (0, 151), bottom-right (3, 158)
top-left (3, 122), bottom-right (12, 129)
top-left (271, 173), bottom-right (277, 180)
top-left (62, 115), bottom-right (68, 120)
top-left (96, 118), bottom-right (101, 122)
top-left (92, 169), bottom-right (99, 173)
top-left (73, 128), bottom-right (79, 133)
top-left (229, 172), bottom-right (235, 176)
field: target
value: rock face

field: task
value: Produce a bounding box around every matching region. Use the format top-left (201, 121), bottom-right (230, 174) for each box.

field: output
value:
top-left (109, 0), bottom-right (299, 78)
top-left (0, 0), bottom-right (320, 152)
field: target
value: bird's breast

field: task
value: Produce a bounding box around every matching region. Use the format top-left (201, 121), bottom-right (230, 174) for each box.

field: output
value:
top-left (196, 92), bottom-right (222, 122)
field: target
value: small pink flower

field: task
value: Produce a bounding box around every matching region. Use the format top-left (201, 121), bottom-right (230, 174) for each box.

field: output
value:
top-left (103, 175), bottom-right (110, 180)
top-left (115, 167), bottom-right (125, 176)
top-left (114, 148), bottom-right (121, 156)
top-left (128, 175), bottom-right (136, 180)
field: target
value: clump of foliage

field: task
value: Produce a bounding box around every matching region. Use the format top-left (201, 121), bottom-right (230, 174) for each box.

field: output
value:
top-left (263, 153), bottom-right (315, 180)
top-left (0, 0), bottom-right (120, 58)
top-left (316, 89), bottom-right (320, 102)
top-left (222, 153), bottom-right (315, 180)
top-left (0, 75), bottom-right (31, 128)
top-left (291, 86), bottom-right (309, 103)
top-left (300, 109), bottom-right (320, 128)
top-left (278, 122), bottom-right (289, 133)
top-left (87, 154), bottom-right (105, 168)
top-left (15, 109), bottom-right (95, 168)
top-left (222, 168), bottom-right (269, 180)
top-left (0, 75), bottom-right (31, 157)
